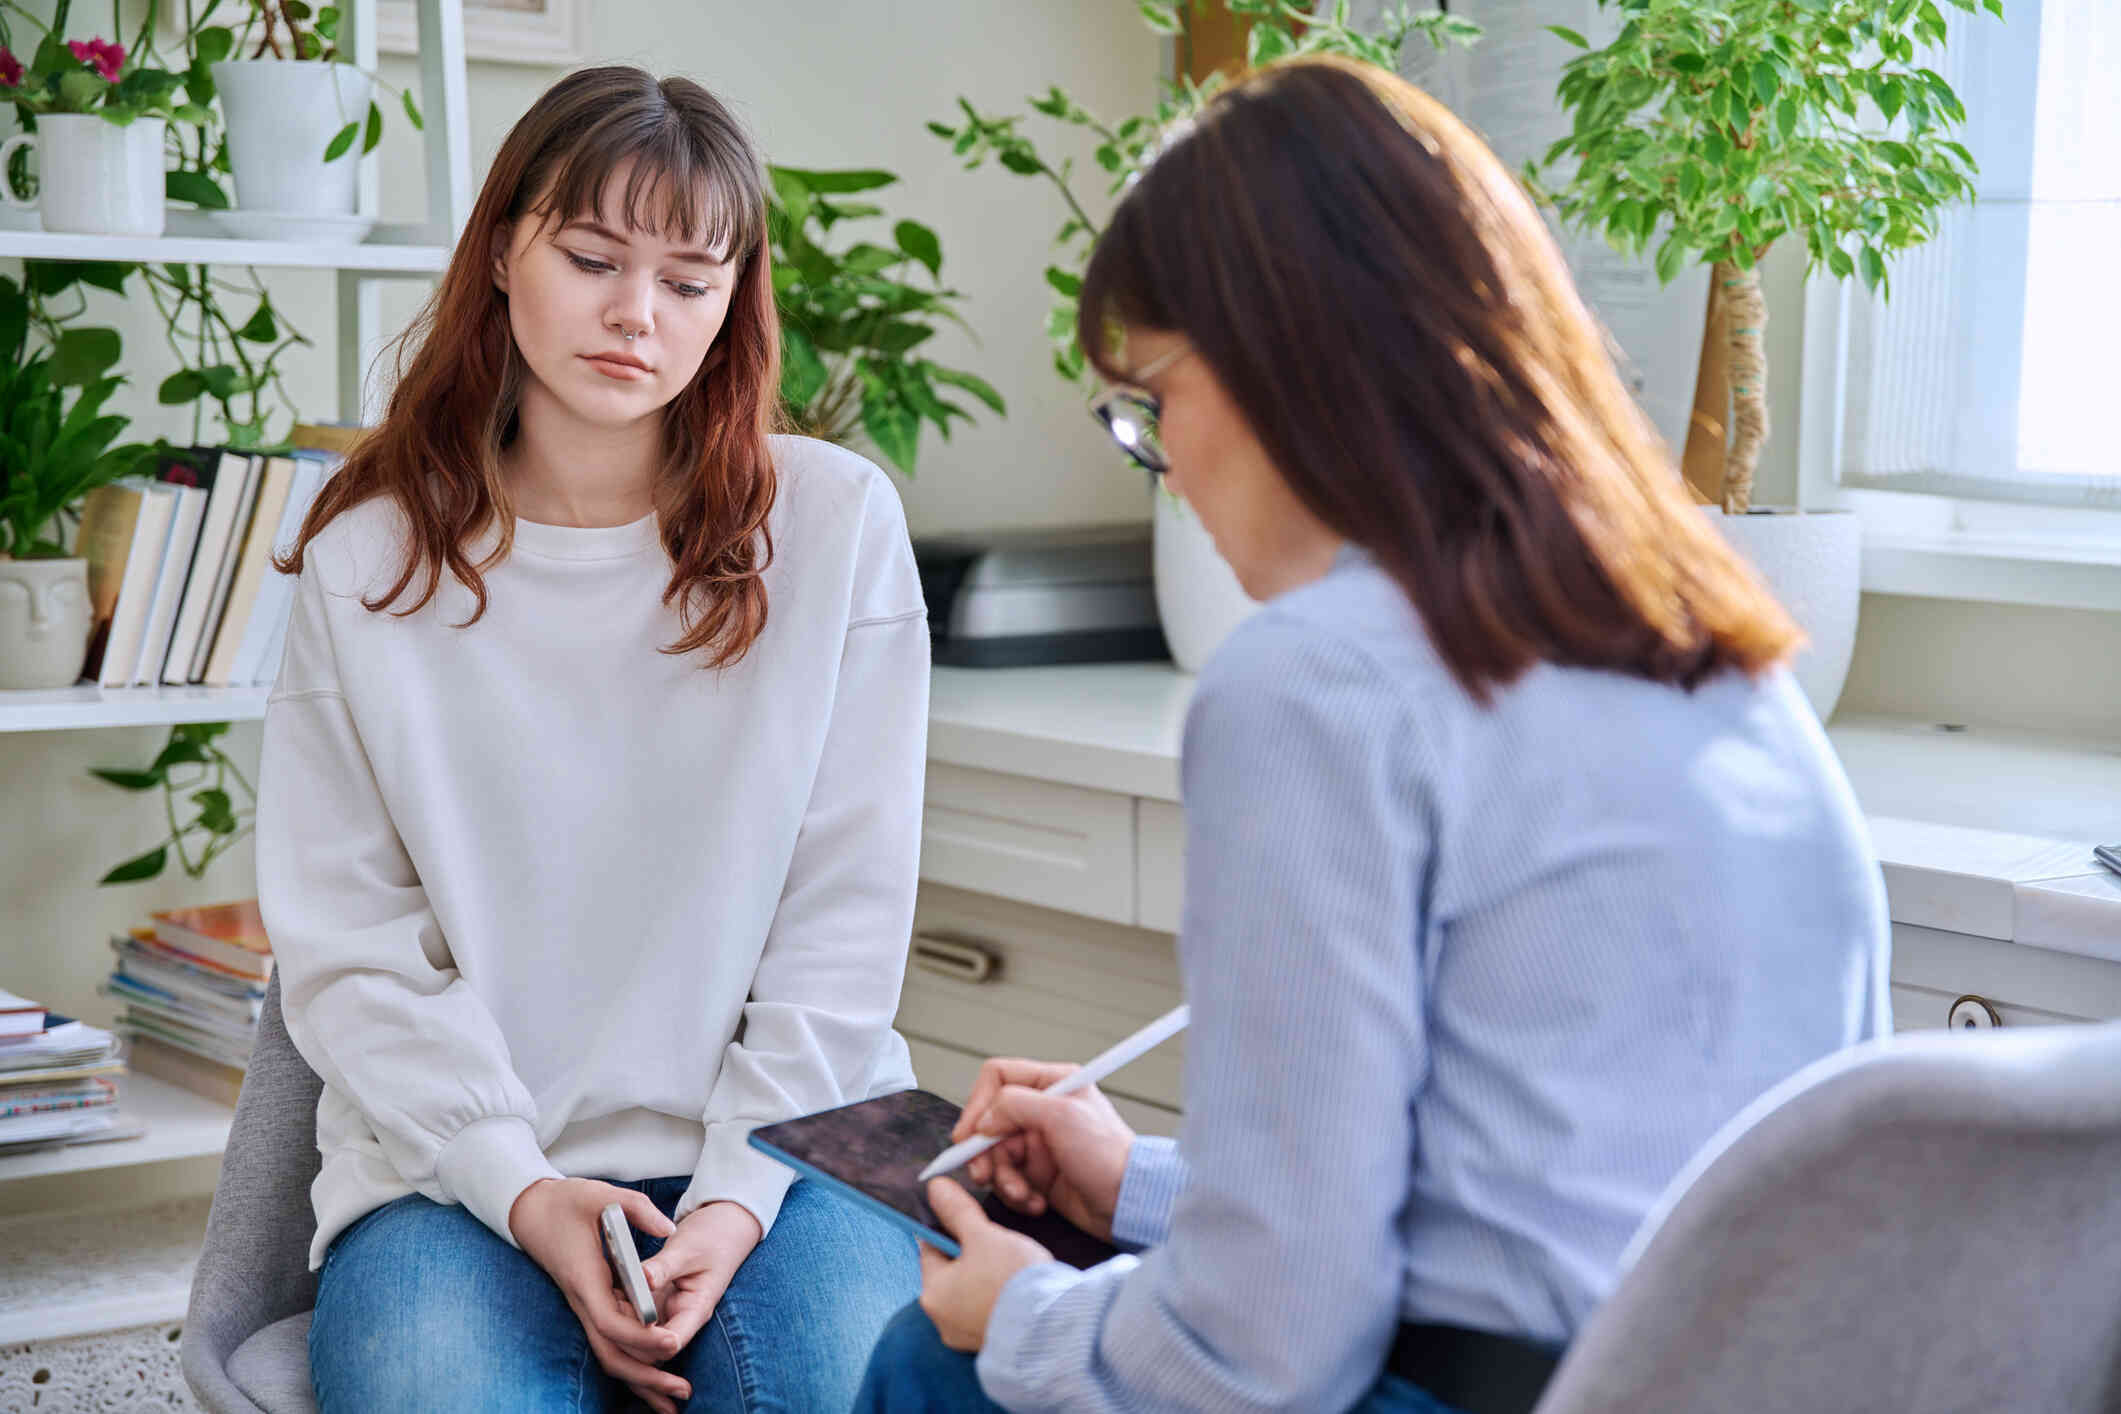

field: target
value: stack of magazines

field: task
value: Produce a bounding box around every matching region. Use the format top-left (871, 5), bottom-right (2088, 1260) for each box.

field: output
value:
top-left (104, 900), bottom-right (270, 1106)
top-left (0, 990), bottom-right (130, 1156)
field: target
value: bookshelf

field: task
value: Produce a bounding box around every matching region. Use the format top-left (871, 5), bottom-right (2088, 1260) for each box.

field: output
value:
top-left (0, 0), bottom-right (473, 1373)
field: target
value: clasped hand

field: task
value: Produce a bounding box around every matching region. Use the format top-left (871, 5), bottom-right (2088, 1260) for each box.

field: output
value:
top-left (917, 1056), bottom-right (1139, 1352)
top-left (510, 1177), bottom-right (761, 1414)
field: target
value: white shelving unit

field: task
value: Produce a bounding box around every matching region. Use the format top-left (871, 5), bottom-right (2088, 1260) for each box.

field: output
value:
top-left (0, 0), bottom-right (471, 738)
top-left (0, 0), bottom-right (474, 1374)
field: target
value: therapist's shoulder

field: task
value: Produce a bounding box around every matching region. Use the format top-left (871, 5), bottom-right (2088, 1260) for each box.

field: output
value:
top-left (1189, 551), bottom-right (1444, 748)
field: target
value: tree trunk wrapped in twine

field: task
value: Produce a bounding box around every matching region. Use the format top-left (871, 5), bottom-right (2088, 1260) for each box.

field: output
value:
top-left (1719, 259), bottom-right (1769, 514)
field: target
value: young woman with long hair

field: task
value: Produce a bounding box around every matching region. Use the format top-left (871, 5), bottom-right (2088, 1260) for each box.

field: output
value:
top-left (854, 55), bottom-right (1891, 1414)
top-left (256, 65), bottom-right (925, 1412)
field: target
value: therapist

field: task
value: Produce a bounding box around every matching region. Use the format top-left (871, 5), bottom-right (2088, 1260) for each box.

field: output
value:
top-left (855, 54), bottom-right (1891, 1414)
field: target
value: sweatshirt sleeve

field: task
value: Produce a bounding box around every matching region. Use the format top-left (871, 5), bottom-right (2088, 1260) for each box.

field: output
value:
top-left (257, 557), bottom-right (561, 1247)
top-left (676, 482), bottom-right (930, 1236)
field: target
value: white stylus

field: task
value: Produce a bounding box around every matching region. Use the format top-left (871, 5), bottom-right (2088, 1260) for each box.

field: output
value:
top-left (916, 1003), bottom-right (1191, 1183)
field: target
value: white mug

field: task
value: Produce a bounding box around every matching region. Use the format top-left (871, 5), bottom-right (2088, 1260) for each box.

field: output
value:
top-left (0, 114), bottom-right (166, 236)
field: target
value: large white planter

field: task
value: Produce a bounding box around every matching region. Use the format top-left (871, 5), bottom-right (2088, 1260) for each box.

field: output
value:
top-left (0, 557), bottom-right (92, 689)
top-left (1153, 491), bottom-right (1258, 673)
top-left (211, 60), bottom-right (373, 215)
top-left (1706, 506), bottom-right (1862, 720)
top-left (0, 115), bottom-right (166, 235)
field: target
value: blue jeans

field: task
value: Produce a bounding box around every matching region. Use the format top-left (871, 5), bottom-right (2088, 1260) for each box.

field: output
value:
top-left (852, 1303), bottom-right (1468, 1414)
top-left (310, 1176), bottom-right (918, 1412)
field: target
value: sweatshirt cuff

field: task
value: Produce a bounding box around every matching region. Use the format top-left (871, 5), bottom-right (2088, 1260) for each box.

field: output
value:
top-left (677, 1122), bottom-right (798, 1237)
top-left (434, 1115), bottom-right (563, 1248)
top-left (1111, 1136), bottom-right (1187, 1251)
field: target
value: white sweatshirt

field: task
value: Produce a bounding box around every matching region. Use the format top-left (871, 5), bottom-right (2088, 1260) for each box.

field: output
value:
top-left (255, 435), bottom-right (927, 1269)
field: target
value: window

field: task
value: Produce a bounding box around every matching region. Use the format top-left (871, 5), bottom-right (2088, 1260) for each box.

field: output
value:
top-left (1837, 0), bottom-right (2119, 510)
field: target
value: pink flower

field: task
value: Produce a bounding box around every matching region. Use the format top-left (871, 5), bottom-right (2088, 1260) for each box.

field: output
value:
top-left (0, 49), bottom-right (21, 89)
top-left (66, 38), bottom-right (124, 83)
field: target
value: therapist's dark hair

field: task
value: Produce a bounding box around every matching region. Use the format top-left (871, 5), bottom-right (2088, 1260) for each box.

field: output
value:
top-left (1077, 56), bottom-right (1801, 701)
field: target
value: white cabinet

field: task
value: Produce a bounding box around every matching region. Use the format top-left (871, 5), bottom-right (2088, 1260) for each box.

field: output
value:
top-left (920, 763), bottom-right (1138, 925)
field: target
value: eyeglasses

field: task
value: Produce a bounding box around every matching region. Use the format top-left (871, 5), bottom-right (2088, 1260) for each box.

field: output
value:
top-left (1090, 344), bottom-right (1191, 476)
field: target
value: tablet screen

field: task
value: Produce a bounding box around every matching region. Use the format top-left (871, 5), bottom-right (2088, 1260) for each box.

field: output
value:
top-left (749, 1089), bottom-right (1122, 1270)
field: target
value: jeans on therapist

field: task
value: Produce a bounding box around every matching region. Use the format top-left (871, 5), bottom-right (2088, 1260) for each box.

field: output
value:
top-left (309, 1175), bottom-right (918, 1413)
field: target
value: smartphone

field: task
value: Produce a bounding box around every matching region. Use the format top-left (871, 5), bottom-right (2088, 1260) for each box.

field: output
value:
top-left (598, 1202), bottom-right (660, 1326)
top-left (749, 1089), bottom-right (1121, 1270)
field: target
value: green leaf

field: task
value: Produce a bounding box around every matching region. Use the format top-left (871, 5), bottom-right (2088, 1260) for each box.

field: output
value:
top-left (1859, 244), bottom-right (1886, 290)
top-left (164, 169), bottom-right (229, 209)
top-left (1751, 61), bottom-right (1780, 106)
top-left (1828, 246), bottom-right (1855, 279)
top-left (324, 121), bottom-right (358, 163)
top-left (1745, 175), bottom-right (1777, 207)
top-left (237, 304), bottom-right (278, 343)
top-left (158, 369), bottom-right (208, 404)
top-left (894, 220), bottom-right (942, 277)
top-left (1044, 265), bottom-right (1082, 297)
top-left (100, 846), bottom-right (167, 885)
top-left (1678, 164), bottom-right (1703, 203)
top-left (1776, 97), bottom-right (1798, 142)
top-left (779, 322), bottom-right (829, 412)
top-left (51, 328), bottom-right (121, 386)
top-left (998, 149), bottom-right (1042, 177)
top-left (1654, 235), bottom-right (1687, 285)
top-left (195, 26), bottom-right (235, 64)
top-left (1249, 23), bottom-right (1293, 66)
top-left (192, 787), bottom-right (237, 835)
top-left (285, 0), bottom-right (313, 17)
top-left (862, 395), bottom-right (921, 477)
top-left (89, 768), bottom-right (162, 792)
top-left (928, 365), bottom-right (1005, 416)
top-left (153, 739), bottom-right (210, 772)
top-left (775, 167), bottom-right (896, 195)
top-left (362, 100), bottom-right (383, 155)
top-left (1546, 24), bottom-right (1590, 47)
top-left (1137, 1), bottom-right (1183, 34)
top-left (401, 88), bottom-right (424, 130)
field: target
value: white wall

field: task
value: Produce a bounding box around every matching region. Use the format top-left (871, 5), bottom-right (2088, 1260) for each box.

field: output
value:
top-left (2, 1), bottom-right (1162, 1021)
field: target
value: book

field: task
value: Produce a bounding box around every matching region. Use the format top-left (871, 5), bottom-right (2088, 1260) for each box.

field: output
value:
top-left (186, 453), bottom-right (266, 683)
top-left (229, 452), bottom-right (330, 687)
top-left (104, 971), bottom-right (260, 1035)
top-left (75, 482), bottom-right (147, 683)
top-left (148, 899), bottom-right (272, 981)
top-left (203, 455), bottom-right (298, 686)
top-left (0, 988), bottom-right (43, 1039)
top-left (162, 450), bottom-right (259, 686)
top-left (117, 1010), bottom-right (253, 1070)
top-left (93, 483), bottom-right (180, 688)
top-left (127, 482), bottom-right (209, 686)
top-left (0, 1018), bottom-right (122, 1074)
top-left (0, 1105), bottom-right (119, 1147)
top-left (0, 1076), bottom-right (116, 1119)
top-left (123, 1034), bottom-right (246, 1107)
top-left (289, 420), bottom-right (372, 456)
top-left (121, 927), bottom-right (270, 990)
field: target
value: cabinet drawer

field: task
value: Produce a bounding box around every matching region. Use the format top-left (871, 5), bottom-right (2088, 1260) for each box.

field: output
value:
top-left (904, 1034), bottom-right (1179, 1138)
top-left (893, 884), bottom-right (1185, 1111)
top-left (1137, 799), bottom-right (1185, 935)
top-left (920, 763), bottom-right (1135, 924)
top-left (1890, 922), bottom-right (2121, 1030)
top-left (1889, 982), bottom-right (2086, 1033)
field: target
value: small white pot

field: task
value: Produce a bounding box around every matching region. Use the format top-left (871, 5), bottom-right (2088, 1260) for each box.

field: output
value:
top-left (1153, 491), bottom-right (1259, 673)
top-left (211, 60), bottom-right (373, 215)
top-left (0, 557), bottom-right (92, 689)
top-left (0, 115), bottom-right (166, 235)
top-left (1705, 506), bottom-right (1863, 720)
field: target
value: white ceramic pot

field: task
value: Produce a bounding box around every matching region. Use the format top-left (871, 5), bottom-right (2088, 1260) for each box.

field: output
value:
top-left (1706, 506), bottom-right (1862, 720)
top-left (1153, 490), bottom-right (1259, 673)
top-left (0, 115), bottom-right (166, 235)
top-left (211, 60), bottom-right (373, 215)
top-left (0, 557), bottom-right (92, 689)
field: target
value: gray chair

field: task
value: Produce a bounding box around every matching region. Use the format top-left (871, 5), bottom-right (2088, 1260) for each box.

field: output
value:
top-left (182, 973), bottom-right (323, 1414)
top-left (1534, 1020), bottom-right (2121, 1413)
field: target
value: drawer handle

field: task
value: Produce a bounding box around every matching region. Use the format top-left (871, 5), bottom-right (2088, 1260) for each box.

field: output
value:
top-left (913, 934), bottom-right (999, 984)
top-left (1948, 994), bottom-right (2001, 1030)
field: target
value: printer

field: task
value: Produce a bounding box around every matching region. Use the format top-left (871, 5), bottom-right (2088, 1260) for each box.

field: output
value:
top-left (913, 523), bottom-right (1169, 667)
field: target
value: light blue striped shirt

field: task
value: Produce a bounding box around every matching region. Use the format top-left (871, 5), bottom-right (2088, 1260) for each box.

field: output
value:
top-left (975, 545), bottom-right (1891, 1412)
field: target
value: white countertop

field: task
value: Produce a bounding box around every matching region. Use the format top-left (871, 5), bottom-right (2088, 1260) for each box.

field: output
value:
top-left (929, 664), bottom-right (2121, 961)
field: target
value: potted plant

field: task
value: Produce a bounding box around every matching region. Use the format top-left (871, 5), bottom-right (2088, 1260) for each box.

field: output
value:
top-left (930, 0), bottom-right (1480, 671)
top-left (1527, 0), bottom-right (2000, 715)
top-left (769, 164), bottom-right (1004, 477)
top-left (196, 0), bottom-right (423, 222)
top-left (0, 11), bottom-right (204, 236)
top-left (0, 276), bottom-right (155, 689)
top-left (93, 721), bottom-right (254, 882)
